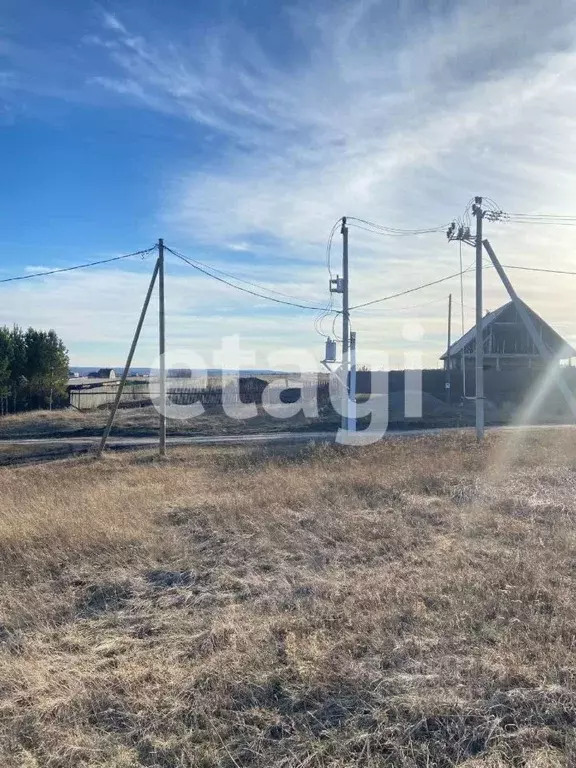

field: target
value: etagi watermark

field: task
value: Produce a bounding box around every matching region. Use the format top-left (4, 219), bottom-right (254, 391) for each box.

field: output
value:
top-left (147, 328), bottom-right (426, 447)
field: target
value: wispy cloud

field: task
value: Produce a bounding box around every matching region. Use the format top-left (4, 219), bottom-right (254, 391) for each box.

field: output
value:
top-left (99, 10), bottom-right (127, 35)
top-left (87, 0), bottom-right (576, 244)
top-left (3, 0), bottom-right (576, 366)
top-left (90, 2), bottom-right (576, 345)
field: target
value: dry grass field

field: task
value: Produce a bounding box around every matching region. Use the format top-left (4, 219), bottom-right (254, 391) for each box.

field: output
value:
top-left (0, 405), bottom-right (329, 440)
top-left (1, 430), bottom-right (576, 766)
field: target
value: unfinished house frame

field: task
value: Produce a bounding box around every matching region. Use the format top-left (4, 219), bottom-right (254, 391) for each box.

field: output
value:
top-left (441, 300), bottom-right (575, 372)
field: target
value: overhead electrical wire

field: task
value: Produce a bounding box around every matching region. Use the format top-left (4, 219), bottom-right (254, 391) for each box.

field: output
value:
top-left (459, 197), bottom-right (476, 229)
top-left (6, 218), bottom-right (575, 338)
top-left (314, 304), bottom-right (334, 338)
top-left (484, 208), bottom-right (576, 227)
top-left (347, 222), bottom-right (443, 238)
top-left (502, 212), bottom-right (576, 220)
top-left (501, 263), bottom-right (576, 276)
top-left (345, 201), bottom-right (576, 318)
top-left (350, 264), bottom-right (477, 311)
top-left (166, 248), bottom-right (317, 304)
top-left (321, 297), bottom-right (339, 339)
top-left (326, 219), bottom-right (341, 276)
top-left (347, 216), bottom-right (448, 236)
top-left (458, 239), bottom-right (465, 335)
top-left (454, 197), bottom-right (501, 232)
top-left (499, 217), bottom-right (576, 228)
top-left (315, 218), bottom-right (342, 339)
top-left (331, 312), bottom-right (341, 341)
top-left (0, 246), bottom-right (157, 284)
top-left (348, 216), bottom-right (448, 233)
top-left (316, 305), bottom-right (336, 338)
top-left (482, 197), bottom-right (502, 212)
top-left (353, 295), bottom-right (452, 314)
top-left (167, 246), bottom-right (339, 313)
top-left (452, 298), bottom-right (474, 311)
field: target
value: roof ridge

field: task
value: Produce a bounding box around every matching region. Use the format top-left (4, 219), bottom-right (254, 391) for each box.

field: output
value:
top-left (440, 299), bottom-right (576, 360)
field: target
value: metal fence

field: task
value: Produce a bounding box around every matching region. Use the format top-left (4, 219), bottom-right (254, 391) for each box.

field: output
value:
top-left (69, 378), bottom-right (331, 411)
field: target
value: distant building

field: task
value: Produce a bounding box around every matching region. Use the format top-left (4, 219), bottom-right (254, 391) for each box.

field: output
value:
top-left (87, 368), bottom-right (117, 379)
top-left (441, 300), bottom-right (576, 371)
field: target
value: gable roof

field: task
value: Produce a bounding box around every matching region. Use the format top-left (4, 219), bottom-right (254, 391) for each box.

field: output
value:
top-left (440, 300), bottom-right (576, 360)
top-left (442, 304), bottom-right (508, 359)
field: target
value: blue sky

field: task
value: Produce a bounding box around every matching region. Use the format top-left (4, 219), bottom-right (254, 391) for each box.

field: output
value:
top-left (2, 0), bottom-right (576, 368)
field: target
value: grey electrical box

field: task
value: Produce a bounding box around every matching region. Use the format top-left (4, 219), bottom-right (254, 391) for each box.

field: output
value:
top-left (324, 338), bottom-right (337, 363)
top-left (329, 276), bottom-right (344, 294)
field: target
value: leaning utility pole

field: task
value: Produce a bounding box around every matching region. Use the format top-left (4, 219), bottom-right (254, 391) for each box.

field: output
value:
top-left (473, 197), bottom-right (485, 440)
top-left (341, 216), bottom-right (350, 431)
top-left (483, 239), bottom-right (576, 420)
top-left (97, 253), bottom-right (160, 457)
top-left (158, 238), bottom-right (167, 458)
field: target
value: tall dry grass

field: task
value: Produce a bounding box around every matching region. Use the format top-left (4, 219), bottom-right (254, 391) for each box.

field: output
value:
top-left (0, 404), bottom-right (322, 439)
top-left (1, 430), bottom-right (576, 766)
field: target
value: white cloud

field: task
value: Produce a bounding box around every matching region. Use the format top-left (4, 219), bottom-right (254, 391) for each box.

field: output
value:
top-left (86, 0), bottom-right (576, 366)
top-left (99, 10), bottom-right (127, 36)
top-left (5, 0), bottom-right (576, 368)
top-left (0, 255), bottom-right (340, 367)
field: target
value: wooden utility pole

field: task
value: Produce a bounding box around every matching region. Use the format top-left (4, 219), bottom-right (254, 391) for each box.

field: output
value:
top-left (473, 197), bottom-right (485, 439)
top-left (96, 254), bottom-right (160, 458)
top-left (445, 293), bottom-right (452, 404)
top-left (158, 238), bottom-right (167, 458)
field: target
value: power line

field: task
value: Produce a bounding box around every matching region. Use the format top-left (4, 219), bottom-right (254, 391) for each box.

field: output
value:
top-left (501, 218), bottom-right (576, 228)
top-left (168, 246), bottom-right (339, 313)
top-left (0, 246), bottom-right (157, 285)
top-left (485, 210), bottom-right (576, 227)
top-left (315, 219), bottom-right (342, 338)
top-left (348, 216), bottom-right (448, 233)
top-left (482, 197), bottom-right (503, 213)
top-left (331, 311), bottom-right (342, 341)
top-left (458, 239), bottom-right (465, 335)
top-left (502, 263), bottom-right (576, 276)
top-left (350, 265), bottom-right (476, 310)
top-left (503, 212), bottom-right (576, 220)
top-left (353, 295), bottom-right (452, 314)
top-left (348, 222), bottom-right (442, 238)
top-left (452, 298), bottom-right (475, 311)
top-left (326, 219), bottom-right (341, 277)
top-left (347, 216), bottom-right (448, 236)
top-left (166, 248), bottom-right (316, 303)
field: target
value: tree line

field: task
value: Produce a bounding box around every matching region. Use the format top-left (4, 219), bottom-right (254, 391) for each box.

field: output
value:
top-left (0, 326), bottom-right (69, 414)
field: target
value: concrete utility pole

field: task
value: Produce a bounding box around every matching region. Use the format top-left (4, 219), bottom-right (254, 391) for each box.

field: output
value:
top-left (158, 238), bottom-right (167, 458)
top-left (473, 197), bottom-right (485, 440)
top-left (458, 241), bottom-right (467, 399)
top-left (447, 221), bottom-right (477, 400)
top-left (445, 293), bottom-right (452, 404)
top-left (341, 217), bottom-right (350, 431)
top-left (349, 331), bottom-right (357, 431)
